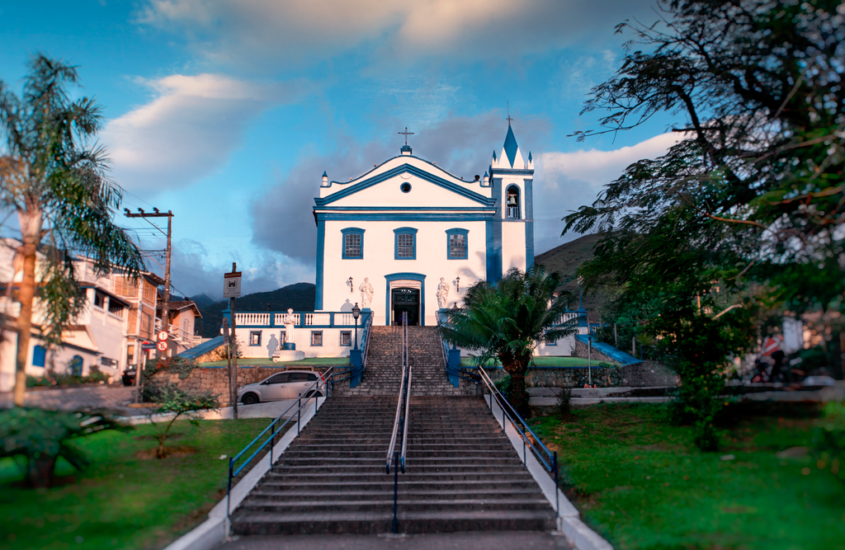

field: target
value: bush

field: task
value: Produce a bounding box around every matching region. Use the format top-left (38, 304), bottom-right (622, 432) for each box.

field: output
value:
top-left (0, 408), bottom-right (129, 487)
top-left (813, 401), bottom-right (845, 483)
top-left (557, 387), bottom-right (573, 421)
top-left (27, 366), bottom-right (110, 387)
top-left (149, 384), bottom-right (219, 458)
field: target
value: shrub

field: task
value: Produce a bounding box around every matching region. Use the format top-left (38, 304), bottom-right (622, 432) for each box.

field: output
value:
top-left (27, 366), bottom-right (110, 388)
top-left (813, 401), bottom-right (845, 484)
top-left (149, 384), bottom-right (219, 458)
top-left (0, 408), bottom-right (129, 487)
top-left (557, 387), bottom-right (573, 421)
top-left (142, 355), bottom-right (198, 384)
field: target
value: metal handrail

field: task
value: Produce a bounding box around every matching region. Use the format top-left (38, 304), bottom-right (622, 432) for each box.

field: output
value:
top-left (476, 364), bottom-right (560, 514)
top-left (226, 367), bottom-right (334, 518)
top-left (385, 312), bottom-right (410, 473)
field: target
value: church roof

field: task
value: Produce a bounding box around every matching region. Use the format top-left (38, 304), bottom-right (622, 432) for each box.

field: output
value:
top-left (503, 125), bottom-right (519, 168)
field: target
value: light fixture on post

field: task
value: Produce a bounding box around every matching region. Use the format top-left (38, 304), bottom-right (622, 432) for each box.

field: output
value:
top-left (456, 276), bottom-right (461, 293)
top-left (347, 277), bottom-right (354, 293)
top-left (351, 302), bottom-right (360, 351)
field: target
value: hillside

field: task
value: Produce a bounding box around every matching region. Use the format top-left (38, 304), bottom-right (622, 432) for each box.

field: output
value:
top-left (534, 233), bottom-right (615, 318)
top-left (195, 282), bottom-right (316, 337)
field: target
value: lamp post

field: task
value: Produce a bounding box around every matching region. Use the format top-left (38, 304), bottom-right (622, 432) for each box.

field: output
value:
top-left (352, 302), bottom-right (360, 351)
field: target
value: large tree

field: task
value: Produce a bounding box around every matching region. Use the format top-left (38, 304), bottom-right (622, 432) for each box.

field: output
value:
top-left (0, 55), bottom-right (143, 406)
top-left (563, 0), bottom-right (844, 446)
top-left (440, 267), bottom-right (577, 415)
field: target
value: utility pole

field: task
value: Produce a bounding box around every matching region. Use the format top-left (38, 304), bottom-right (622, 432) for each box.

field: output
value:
top-left (124, 208), bottom-right (174, 360)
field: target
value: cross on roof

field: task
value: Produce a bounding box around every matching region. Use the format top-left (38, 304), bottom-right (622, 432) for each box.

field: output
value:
top-left (506, 101), bottom-right (514, 126)
top-left (398, 127), bottom-right (414, 145)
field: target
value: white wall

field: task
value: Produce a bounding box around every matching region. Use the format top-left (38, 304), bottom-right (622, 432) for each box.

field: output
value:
top-left (322, 219), bottom-right (488, 325)
top-left (233, 327), bottom-right (358, 359)
top-left (501, 222), bottom-right (527, 273)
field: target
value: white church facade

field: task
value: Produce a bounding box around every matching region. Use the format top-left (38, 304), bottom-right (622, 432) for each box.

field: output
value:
top-left (315, 124), bottom-right (534, 327)
top-left (227, 124), bottom-right (575, 358)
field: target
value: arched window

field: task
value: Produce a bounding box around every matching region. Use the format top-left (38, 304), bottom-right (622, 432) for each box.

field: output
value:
top-left (69, 355), bottom-right (83, 376)
top-left (32, 345), bottom-right (46, 368)
top-left (341, 228), bottom-right (365, 259)
top-left (506, 186), bottom-right (521, 219)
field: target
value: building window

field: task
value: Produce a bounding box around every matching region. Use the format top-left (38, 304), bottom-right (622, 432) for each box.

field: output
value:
top-left (115, 276), bottom-right (138, 297)
top-left (446, 229), bottom-right (469, 260)
top-left (142, 281), bottom-right (157, 304)
top-left (400, 182), bottom-right (412, 193)
top-left (93, 291), bottom-right (106, 309)
top-left (249, 331), bottom-right (262, 346)
top-left (311, 331), bottom-right (323, 346)
top-left (32, 345), bottom-right (46, 367)
top-left (341, 228), bottom-right (365, 259)
top-left (545, 334), bottom-right (557, 346)
top-left (394, 227), bottom-right (418, 260)
top-left (340, 331), bottom-right (352, 346)
top-left (140, 312), bottom-right (153, 338)
top-left (70, 355), bottom-right (83, 376)
top-left (108, 299), bottom-right (125, 318)
top-left (506, 186), bottom-right (521, 219)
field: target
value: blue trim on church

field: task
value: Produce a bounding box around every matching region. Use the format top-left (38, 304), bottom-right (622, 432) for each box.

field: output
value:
top-left (491, 177), bottom-right (503, 282)
top-left (315, 219), bottom-right (326, 310)
top-left (525, 179), bottom-right (534, 270)
top-left (315, 164), bottom-right (497, 207)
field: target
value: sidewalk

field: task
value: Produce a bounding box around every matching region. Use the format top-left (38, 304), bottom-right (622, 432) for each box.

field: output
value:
top-left (0, 385), bottom-right (138, 414)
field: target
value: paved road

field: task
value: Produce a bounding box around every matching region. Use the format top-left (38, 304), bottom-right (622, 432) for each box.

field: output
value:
top-left (219, 532), bottom-right (571, 550)
top-left (0, 385), bottom-right (138, 414)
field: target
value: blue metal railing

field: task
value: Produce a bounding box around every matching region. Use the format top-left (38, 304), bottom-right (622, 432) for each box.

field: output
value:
top-left (385, 312), bottom-right (411, 533)
top-left (476, 365), bottom-right (560, 515)
top-left (226, 367), bottom-right (334, 518)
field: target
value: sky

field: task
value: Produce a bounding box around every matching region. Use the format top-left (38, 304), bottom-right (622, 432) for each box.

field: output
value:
top-left (0, 0), bottom-right (679, 301)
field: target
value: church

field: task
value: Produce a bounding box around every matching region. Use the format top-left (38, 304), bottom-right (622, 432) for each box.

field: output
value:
top-left (227, 123), bottom-right (569, 359)
top-left (314, 123), bottom-right (534, 327)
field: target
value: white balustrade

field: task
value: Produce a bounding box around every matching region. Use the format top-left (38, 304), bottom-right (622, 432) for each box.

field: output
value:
top-left (274, 313), bottom-right (301, 325)
top-left (335, 313), bottom-right (355, 326)
top-left (235, 313), bottom-right (270, 326)
top-left (305, 313), bottom-right (331, 326)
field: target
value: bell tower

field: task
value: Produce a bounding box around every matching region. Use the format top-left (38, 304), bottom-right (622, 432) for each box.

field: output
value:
top-left (490, 122), bottom-right (534, 282)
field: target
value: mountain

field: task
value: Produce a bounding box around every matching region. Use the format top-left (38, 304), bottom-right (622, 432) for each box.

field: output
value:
top-left (189, 293), bottom-right (215, 309)
top-left (196, 282), bottom-right (316, 338)
top-left (534, 233), bottom-right (616, 319)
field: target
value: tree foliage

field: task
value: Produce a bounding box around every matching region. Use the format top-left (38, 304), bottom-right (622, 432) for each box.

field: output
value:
top-left (148, 384), bottom-right (218, 459)
top-left (0, 55), bottom-right (144, 405)
top-left (0, 408), bottom-right (130, 488)
top-left (440, 267), bottom-right (577, 414)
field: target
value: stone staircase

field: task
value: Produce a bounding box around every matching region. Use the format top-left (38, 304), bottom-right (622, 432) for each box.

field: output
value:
top-left (230, 395), bottom-right (557, 535)
top-left (336, 326), bottom-right (473, 397)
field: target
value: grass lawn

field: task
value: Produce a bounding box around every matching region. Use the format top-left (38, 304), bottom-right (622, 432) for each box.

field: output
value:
top-left (461, 356), bottom-right (598, 367)
top-left (198, 357), bottom-right (351, 367)
top-left (530, 404), bottom-right (845, 550)
top-left (0, 418), bottom-right (270, 550)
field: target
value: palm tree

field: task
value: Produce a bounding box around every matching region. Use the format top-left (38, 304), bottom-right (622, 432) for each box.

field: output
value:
top-left (440, 266), bottom-right (577, 414)
top-left (0, 55), bottom-right (144, 406)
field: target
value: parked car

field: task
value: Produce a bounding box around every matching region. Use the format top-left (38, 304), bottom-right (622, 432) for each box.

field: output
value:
top-left (122, 368), bottom-right (136, 387)
top-left (237, 371), bottom-right (324, 405)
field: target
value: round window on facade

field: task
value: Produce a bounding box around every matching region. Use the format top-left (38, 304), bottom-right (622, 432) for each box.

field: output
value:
top-left (400, 182), bottom-right (412, 193)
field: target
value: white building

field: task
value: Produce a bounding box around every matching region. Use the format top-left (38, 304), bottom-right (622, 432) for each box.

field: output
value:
top-left (315, 124), bottom-right (534, 327)
top-left (228, 124), bottom-right (573, 359)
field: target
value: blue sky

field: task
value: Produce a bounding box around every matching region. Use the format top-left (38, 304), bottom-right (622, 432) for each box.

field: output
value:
top-left (1, 0), bottom-right (677, 300)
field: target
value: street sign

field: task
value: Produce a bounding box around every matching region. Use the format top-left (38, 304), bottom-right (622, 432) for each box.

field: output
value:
top-left (157, 330), bottom-right (169, 341)
top-left (141, 341), bottom-right (156, 350)
top-left (224, 271), bottom-right (242, 298)
top-left (157, 341), bottom-right (169, 352)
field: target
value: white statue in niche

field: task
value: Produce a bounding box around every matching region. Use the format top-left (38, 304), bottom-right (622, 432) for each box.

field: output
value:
top-left (437, 277), bottom-right (450, 309)
top-left (359, 277), bottom-right (374, 307)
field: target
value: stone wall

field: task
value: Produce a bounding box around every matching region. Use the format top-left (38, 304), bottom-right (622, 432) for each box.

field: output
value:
top-left (573, 339), bottom-right (618, 365)
top-left (148, 366), bottom-right (331, 404)
top-left (193, 345), bottom-right (228, 364)
top-left (484, 362), bottom-right (678, 389)
top-left (618, 361), bottom-right (678, 387)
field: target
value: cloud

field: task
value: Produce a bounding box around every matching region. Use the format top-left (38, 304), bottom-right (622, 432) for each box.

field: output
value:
top-left (102, 74), bottom-right (315, 193)
top-left (136, 0), bottom-right (656, 68)
top-left (147, 238), bottom-right (314, 300)
top-left (532, 132), bottom-right (681, 253)
top-left (250, 110), bottom-right (551, 260)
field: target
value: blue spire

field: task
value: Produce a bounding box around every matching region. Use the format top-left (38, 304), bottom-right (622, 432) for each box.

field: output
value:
top-left (503, 124), bottom-right (519, 167)
top-left (483, 170), bottom-right (488, 176)
top-left (528, 151), bottom-right (532, 163)
top-left (492, 150), bottom-right (497, 161)
top-left (322, 171), bottom-right (327, 177)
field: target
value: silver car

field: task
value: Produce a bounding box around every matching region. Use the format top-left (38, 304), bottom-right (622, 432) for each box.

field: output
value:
top-left (238, 370), bottom-right (325, 405)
